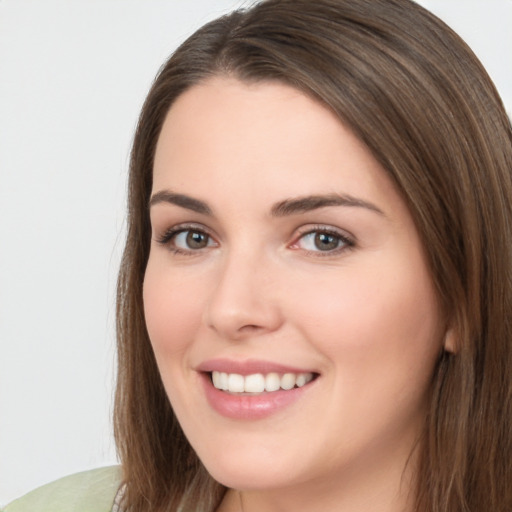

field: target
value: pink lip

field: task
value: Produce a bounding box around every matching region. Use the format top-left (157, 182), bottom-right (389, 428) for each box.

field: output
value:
top-left (196, 359), bottom-right (318, 420)
top-left (196, 358), bottom-right (314, 376)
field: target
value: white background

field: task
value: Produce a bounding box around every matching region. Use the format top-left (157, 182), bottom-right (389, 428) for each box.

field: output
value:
top-left (0, 0), bottom-right (510, 505)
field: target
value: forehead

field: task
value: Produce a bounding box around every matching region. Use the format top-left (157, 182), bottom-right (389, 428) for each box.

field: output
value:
top-left (152, 77), bottom-right (402, 218)
top-left (153, 78), bottom-right (343, 175)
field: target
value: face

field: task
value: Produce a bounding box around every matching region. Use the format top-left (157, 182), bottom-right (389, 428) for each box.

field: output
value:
top-left (144, 78), bottom-right (445, 498)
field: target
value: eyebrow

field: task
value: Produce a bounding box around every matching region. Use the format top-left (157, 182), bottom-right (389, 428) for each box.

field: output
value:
top-left (149, 190), bottom-right (384, 217)
top-left (149, 191), bottom-right (212, 215)
top-left (270, 194), bottom-right (384, 217)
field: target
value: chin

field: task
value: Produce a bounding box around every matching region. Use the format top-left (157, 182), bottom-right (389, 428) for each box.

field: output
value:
top-left (209, 469), bottom-right (294, 492)
top-left (199, 448), bottom-right (302, 491)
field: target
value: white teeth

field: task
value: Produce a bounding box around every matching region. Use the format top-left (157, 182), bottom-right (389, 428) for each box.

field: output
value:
top-left (244, 373), bottom-right (265, 393)
top-left (296, 374), bottom-right (307, 387)
top-left (212, 371), bottom-right (221, 389)
top-left (265, 372), bottom-right (281, 392)
top-left (219, 372), bottom-right (229, 391)
top-left (211, 371), bottom-right (314, 393)
top-left (281, 373), bottom-right (296, 390)
top-left (228, 373), bottom-right (245, 393)
top-left (212, 371), bottom-right (229, 390)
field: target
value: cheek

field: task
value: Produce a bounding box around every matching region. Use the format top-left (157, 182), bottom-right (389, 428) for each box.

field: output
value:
top-left (143, 261), bottom-right (204, 359)
top-left (284, 258), bottom-right (444, 458)
top-left (287, 255), bottom-right (443, 387)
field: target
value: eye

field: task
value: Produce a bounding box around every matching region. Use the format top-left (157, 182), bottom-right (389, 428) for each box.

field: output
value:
top-left (174, 230), bottom-right (212, 250)
top-left (156, 225), bottom-right (217, 253)
top-left (292, 227), bottom-right (354, 254)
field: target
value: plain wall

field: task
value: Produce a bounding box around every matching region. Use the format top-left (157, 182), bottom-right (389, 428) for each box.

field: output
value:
top-left (0, 0), bottom-right (510, 505)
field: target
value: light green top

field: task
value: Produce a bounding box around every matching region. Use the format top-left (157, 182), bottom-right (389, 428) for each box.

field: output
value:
top-left (2, 466), bottom-right (122, 512)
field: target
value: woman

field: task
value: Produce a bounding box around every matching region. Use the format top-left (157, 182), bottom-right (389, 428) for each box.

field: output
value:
top-left (115, 0), bottom-right (512, 510)
top-left (6, 0), bottom-right (511, 511)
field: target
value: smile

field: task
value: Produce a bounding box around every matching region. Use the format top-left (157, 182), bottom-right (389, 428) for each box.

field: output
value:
top-left (198, 362), bottom-right (319, 419)
top-left (211, 371), bottom-right (315, 394)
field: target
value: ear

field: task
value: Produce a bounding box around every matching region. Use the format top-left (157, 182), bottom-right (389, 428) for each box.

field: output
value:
top-left (443, 325), bottom-right (458, 354)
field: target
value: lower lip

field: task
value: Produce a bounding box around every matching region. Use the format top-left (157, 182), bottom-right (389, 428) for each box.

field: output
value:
top-left (201, 373), bottom-right (314, 420)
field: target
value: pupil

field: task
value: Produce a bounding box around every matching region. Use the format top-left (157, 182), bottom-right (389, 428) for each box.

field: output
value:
top-left (187, 231), bottom-right (207, 248)
top-left (314, 233), bottom-right (338, 251)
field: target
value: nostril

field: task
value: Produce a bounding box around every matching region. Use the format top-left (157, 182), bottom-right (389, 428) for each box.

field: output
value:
top-left (239, 324), bottom-right (263, 332)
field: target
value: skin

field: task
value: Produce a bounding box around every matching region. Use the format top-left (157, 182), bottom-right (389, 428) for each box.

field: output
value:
top-left (143, 77), bottom-right (448, 512)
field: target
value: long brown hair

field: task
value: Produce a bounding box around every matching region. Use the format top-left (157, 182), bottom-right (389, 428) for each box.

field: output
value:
top-left (114, 1), bottom-right (512, 510)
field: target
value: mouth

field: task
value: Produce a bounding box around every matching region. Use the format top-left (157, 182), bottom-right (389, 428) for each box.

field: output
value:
top-left (197, 359), bottom-right (319, 419)
top-left (209, 371), bottom-right (317, 394)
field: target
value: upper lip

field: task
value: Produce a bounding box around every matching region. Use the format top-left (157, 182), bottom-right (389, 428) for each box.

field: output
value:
top-left (196, 358), bottom-right (317, 376)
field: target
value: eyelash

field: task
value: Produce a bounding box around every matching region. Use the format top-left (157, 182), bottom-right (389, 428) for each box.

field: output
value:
top-left (155, 223), bottom-right (355, 257)
top-left (156, 223), bottom-right (216, 255)
top-left (290, 225), bottom-right (355, 256)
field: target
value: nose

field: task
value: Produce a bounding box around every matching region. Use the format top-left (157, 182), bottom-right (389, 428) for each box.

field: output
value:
top-left (203, 249), bottom-right (283, 341)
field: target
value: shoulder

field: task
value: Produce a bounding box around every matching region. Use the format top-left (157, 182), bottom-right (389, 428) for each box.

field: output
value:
top-left (3, 466), bottom-right (122, 512)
